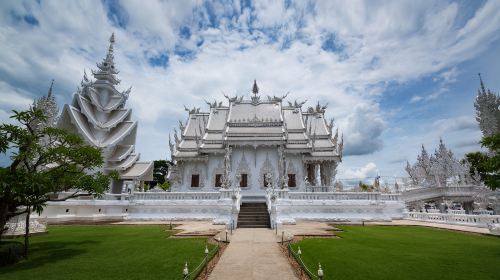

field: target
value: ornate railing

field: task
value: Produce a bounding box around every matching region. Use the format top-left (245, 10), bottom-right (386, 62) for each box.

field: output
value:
top-left (288, 191), bottom-right (400, 201)
top-left (405, 211), bottom-right (500, 228)
top-left (305, 186), bottom-right (332, 192)
top-left (402, 185), bottom-right (483, 202)
top-left (131, 192), bottom-right (221, 201)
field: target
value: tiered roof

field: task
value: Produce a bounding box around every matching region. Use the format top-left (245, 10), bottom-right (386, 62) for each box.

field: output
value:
top-left (59, 34), bottom-right (153, 181)
top-left (170, 81), bottom-right (343, 163)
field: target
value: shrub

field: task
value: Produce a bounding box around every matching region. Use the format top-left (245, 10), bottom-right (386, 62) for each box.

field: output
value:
top-left (0, 241), bottom-right (24, 266)
top-left (159, 181), bottom-right (170, 191)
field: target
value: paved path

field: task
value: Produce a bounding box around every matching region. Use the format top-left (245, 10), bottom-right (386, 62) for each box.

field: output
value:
top-left (208, 228), bottom-right (298, 280)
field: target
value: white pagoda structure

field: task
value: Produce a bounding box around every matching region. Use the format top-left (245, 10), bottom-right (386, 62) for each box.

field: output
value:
top-left (58, 34), bottom-right (153, 193)
top-left (168, 81), bottom-right (343, 200)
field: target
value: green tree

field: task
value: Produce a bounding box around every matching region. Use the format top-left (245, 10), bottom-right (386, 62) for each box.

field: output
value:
top-left (466, 134), bottom-right (500, 190)
top-left (153, 160), bottom-right (169, 185)
top-left (0, 108), bottom-right (115, 257)
top-left (465, 75), bottom-right (500, 190)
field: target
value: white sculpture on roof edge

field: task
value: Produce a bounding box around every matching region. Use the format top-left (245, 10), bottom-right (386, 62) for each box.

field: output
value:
top-left (58, 34), bottom-right (153, 193)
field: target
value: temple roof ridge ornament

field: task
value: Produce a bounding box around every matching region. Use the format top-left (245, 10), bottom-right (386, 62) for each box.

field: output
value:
top-left (204, 99), bottom-right (224, 109)
top-left (307, 101), bottom-right (327, 115)
top-left (184, 105), bottom-right (201, 114)
top-left (287, 99), bottom-right (307, 108)
top-left (251, 79), bottom-right (260, 105)
top-left (267, 92), bottom-right (289, 103)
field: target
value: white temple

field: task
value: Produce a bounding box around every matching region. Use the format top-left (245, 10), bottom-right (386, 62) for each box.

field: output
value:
top-left (37, 34), bottom-right (409, 227)
top-left (168, 81), bottom-right (343, 200)
top-left (58, 34), bottom-right (153, 193)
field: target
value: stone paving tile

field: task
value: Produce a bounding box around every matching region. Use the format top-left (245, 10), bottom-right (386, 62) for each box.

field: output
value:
top-left (208, 228), bottom-right (298, 280)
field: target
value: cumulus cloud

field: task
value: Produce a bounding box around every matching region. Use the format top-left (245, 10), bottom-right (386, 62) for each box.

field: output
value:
top-left (342, 162), bottom-right (379, 180)
top-left (432, 116), bottom-right (478, 133)
top-left (0, 0), bottom-right (499, 171)
top-left (341, 103), bottom-right (385, 156)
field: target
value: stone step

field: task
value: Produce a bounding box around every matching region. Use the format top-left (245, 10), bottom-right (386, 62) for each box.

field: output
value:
top-left (238, 203), bottom-right (270, 228)
top-left (240, 207), bottom-right (267, 211)
top-left (240, 209), bottom-right (267, 215)
top-left (237, 224), bottom-right (270, 228)
top-left (238, 215), bottom-right (269, 219)
top-left (238, 217), bottom-right (270, 221)
top-left (237, 222), bottom-right (271, 227)
top-left (240, 203), bottom-right (267, 207)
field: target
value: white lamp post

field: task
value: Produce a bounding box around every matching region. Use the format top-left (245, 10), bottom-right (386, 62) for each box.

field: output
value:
top-left (317, 263), bottom-right (324, 280)
top-left (183, 262), bottom-right (189, 279)
top-left (204, 245), bottom-right (209, 274)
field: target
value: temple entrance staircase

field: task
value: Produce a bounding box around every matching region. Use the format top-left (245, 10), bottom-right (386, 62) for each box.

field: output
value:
top-left (237, 203), bottom-right (271, 228)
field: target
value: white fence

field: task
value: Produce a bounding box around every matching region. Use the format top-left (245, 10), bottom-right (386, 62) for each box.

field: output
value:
top-left (405, 211), bottom-right (500, 228)
top-left (402, 185), bottom-right (481, 202)
top-left (131, 192), bottom-right (220, 201)
top-left (268, 189), bottom-right (400, 201)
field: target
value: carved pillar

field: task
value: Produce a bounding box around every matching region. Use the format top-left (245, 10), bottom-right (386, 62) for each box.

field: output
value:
top-left (315, 163), bottom-right (321, 186)
top-left (320, 163), bottom-right (327, 186)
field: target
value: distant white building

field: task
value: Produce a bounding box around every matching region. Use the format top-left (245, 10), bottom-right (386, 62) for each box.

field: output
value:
top-left (58, 34), bottom-right (153, 193)
top-left (168, 81), bottom-right (343, 200)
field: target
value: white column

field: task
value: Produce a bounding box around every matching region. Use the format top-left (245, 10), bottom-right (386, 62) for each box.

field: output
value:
top-left (315, 163), bottom-right (321, 186)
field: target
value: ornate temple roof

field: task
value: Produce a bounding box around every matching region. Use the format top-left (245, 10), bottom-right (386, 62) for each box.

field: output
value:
top-left (59, 34), bottom-right (152, 181)
top-left (170, 81), bottom-right (343, 163)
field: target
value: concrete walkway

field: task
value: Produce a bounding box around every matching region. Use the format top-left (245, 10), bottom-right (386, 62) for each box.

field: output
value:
top-left (208, 228), bottom-right (298, 280)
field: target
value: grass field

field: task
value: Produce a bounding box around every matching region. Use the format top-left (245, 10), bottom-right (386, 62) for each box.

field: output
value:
top-left (292, 225), bottom-right (500, 280)
top-left (0, 225), bottom-right (214, 280)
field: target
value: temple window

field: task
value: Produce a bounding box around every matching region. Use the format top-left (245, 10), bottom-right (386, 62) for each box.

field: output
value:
top-left (191, 174), bottom-right (200, 187)
top-left (240, 174), bottom-right (248, 188)
top-left (215, 174), bottom-right (222, 188)
top-left (288, 174), bottom-right (296, 188)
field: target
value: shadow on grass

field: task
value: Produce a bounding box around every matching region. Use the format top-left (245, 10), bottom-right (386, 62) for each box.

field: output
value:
top-left (0, 240), bottom-right (100, 274)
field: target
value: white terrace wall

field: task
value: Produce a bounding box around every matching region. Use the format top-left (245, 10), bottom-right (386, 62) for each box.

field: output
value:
top-left (37, 190), bottom-right (241, 225)
top-left (267, 190), bottom-right (405, 226)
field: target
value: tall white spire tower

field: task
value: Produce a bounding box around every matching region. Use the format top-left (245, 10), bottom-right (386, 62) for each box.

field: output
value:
top-left (59, 34), bottom-right (153, 193)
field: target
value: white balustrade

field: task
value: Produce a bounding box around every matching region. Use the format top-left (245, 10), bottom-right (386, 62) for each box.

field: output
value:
top-left (131, 191), bottom-right (221, 201)
top-left (402, 185), bottom-right (484, 203)
top-left (288, 191), bottom-right (400, 201)
top-left (405, 211), bottom-right (500, 228)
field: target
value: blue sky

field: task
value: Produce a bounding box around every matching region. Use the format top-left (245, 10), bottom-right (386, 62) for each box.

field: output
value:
top-left (1, 0), bottom-right (499, 182)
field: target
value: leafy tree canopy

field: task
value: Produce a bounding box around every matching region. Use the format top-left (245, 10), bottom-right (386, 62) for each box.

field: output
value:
top-left (153, 160), bottom-right (170, 185)
top-left (0, 108), bottom-right (115, 239)
top-left (466, 133), bottom-right (500, 190)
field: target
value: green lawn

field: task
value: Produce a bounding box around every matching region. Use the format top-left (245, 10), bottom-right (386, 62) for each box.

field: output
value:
top-left (0, 225), bottom-right (215, 280)
top-left (293, 226), bottom-right (500, 280)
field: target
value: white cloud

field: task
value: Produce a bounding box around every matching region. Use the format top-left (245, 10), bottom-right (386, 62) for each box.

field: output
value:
top-left (340, 103), bottom-right (385, 155)
top-left (342, 162), bottom-right (378, 180)
top-left (432, 115), bottom-right (478, 133)
top-left (0, 81), bottom-right (34, 109)
top-left (0, 0), bottom-right (498, 171)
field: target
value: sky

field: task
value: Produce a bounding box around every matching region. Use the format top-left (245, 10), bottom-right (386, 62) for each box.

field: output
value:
top-left (1, 0), bottom-right (499, 183)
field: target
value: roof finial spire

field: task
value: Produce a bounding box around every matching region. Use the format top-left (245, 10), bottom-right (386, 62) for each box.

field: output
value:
top-left (478, 72), bottom-right (486, 94)
top-left (252, 79), bottom-right (259, 96)
top-left (107, 33), bottom-right (115, 59)
top-left (48, 79), bottom-right (55, 98)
